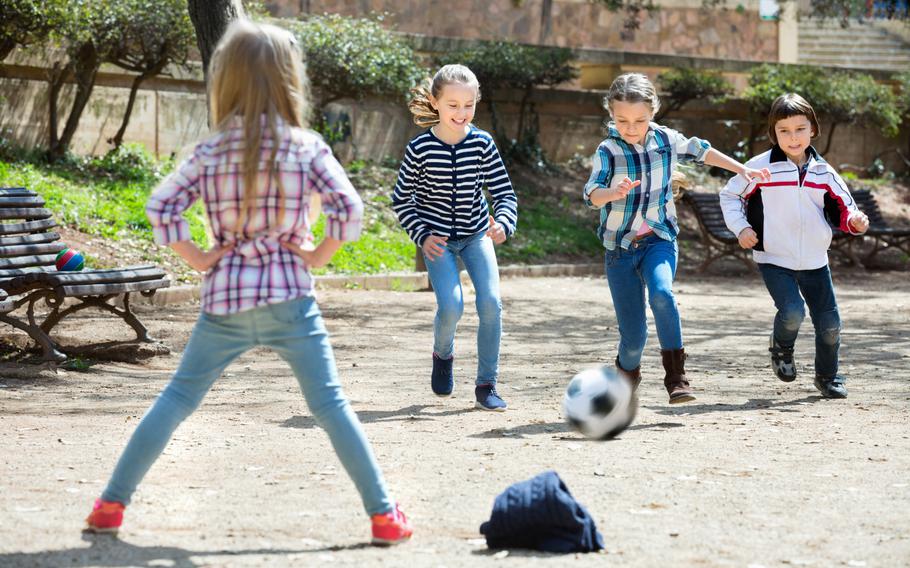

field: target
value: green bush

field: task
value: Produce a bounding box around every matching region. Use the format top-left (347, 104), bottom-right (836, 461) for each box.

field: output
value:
top-left (744, 63), bottom-right (901, 154)
top-left (437, 41), bottom-right (577, 167)
top-left (656, 67), bottom-right (733, 121)
top-left (290, 14), bottom-right (424, 112)
top-left (90, 143), bottom-right (172, 183)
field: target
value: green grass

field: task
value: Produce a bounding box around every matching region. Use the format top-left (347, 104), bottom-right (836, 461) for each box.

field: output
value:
top-left (0, 154), bottom-right (602, 275)
top-left (0, 160), bottom-right (209, 247)
top-left (497, 199), bottom-right (602, 263)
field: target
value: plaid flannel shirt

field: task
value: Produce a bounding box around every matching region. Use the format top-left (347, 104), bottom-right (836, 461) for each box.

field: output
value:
top-left (146, 117), bottom-right (363, 315)
top-left (583, 123), bottom-right (710, 251)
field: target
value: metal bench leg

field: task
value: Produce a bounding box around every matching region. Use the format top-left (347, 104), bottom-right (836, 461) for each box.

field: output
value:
top-left (40, 294), bottom-right (155, 343)
top-left (0, 312), bottom-right (67, 363)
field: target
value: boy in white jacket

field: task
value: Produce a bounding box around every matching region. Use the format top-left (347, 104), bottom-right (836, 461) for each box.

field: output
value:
top-left (720, 93), bottom-right (869, 398)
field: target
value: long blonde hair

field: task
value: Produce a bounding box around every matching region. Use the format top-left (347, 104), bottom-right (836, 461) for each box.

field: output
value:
top-left (408, 64), bottom-right (480, 128)
top-left (208, 20), bottom-right (310, 234)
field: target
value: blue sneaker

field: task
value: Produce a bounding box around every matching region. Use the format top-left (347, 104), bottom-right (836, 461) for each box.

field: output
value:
top-left (475, 384), bottom-right (507, 411)
top-left (814, 375), bottom-right (847, 398)
top-left (431, 353), bottom-right (454, 396)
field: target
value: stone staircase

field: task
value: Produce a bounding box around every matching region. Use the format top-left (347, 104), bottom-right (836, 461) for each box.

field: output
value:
top-left (798, 20), bottom-right (910, 71)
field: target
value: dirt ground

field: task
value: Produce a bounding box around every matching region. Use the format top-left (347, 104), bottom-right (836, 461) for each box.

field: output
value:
top-left (1, 269), bottom-right (909, 567)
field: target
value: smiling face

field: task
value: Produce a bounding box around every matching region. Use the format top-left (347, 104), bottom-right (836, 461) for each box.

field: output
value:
top-left (610, 100), bottom-right (654, 146)
top-left (773, 114), bottom-right (815, 165)
top-left (430, 82), bottom-right (477, 142)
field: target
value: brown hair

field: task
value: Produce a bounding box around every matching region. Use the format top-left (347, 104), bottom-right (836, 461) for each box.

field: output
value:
top-left (408, 64), bottom-right (480, 128)
top-left (604, 73), bottom-right (660, 117)
top-left (208, 20), bottom-right (310, 234)
top-left (767, 93), bottom-right (819, 146)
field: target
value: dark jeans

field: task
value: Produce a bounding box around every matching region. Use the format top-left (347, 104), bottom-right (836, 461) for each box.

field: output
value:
top-left (758, 263), bottom-right (841, 378)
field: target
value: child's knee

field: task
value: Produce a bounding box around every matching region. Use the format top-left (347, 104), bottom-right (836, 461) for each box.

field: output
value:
top-left (779, 304), bottom-right (805, 331)
top-left (648, 288), bottom-right (676, 314)
top-left (436, 302), bottom-right (464, 326)
top-left (817, 310), bottom-right (841, 345)
top-left (475, 295), bottom-right (502, 321)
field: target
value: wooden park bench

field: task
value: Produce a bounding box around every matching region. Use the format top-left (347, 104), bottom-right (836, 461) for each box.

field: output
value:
top-left (0, 187), bottom-right (170, 362)
top-left (830, 188), bottom-right (910, 266)
top-left (680, 190), bottom-right (755, 273)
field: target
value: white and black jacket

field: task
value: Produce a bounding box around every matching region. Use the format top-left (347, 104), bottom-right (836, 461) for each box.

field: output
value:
top-left (720, 145), bottom-right (862, 271)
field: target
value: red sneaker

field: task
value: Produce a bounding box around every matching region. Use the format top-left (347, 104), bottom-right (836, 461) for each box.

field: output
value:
top-left (370, 504), bottom-right (413, 546)
top-left (84, 499), bottom-right (125, 534)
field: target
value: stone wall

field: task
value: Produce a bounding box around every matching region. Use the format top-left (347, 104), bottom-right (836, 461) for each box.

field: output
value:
top-left (270, 0), bottom-right (779, 61)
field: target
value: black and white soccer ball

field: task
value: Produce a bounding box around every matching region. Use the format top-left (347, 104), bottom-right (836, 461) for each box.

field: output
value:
top-left (563, 366), bottom-right (637, 439)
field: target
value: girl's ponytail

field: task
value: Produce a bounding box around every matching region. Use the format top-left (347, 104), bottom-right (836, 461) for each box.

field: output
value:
top-left (407, 65), bottom-right (480, 128)
top-left (408, 79), bottom-right (439, 128)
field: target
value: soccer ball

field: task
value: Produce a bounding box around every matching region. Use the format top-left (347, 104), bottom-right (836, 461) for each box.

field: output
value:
top-left (563, 366), bottom-right (637, 440)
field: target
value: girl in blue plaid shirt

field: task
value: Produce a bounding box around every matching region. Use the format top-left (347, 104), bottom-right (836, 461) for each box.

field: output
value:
top-left (584, 73), bottom-right (770, 404)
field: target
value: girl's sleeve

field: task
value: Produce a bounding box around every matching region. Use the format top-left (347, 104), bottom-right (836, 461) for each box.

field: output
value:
top-left (719, 171), bottom-right (755, 237)
top-left (309, 141), bottom-right (364, 242)
top-left (583, 143), bottom-right (612, 210)
top-left (391, 145), bottom-right (433, 246)
top-left (483, 140), bottom-right (518, 237)
top-left (823, 169), bottom-right (863, 234)
top-left (146, 151), bottom-right (202, 245)
top-left (666, 128), bottom-right (711, 165)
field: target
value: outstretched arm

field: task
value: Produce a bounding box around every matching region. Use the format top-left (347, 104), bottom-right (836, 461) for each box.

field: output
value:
top-left (704, 148), bottom-right (771, 184)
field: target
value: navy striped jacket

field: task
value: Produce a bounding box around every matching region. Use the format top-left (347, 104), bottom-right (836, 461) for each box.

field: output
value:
top-left (392, 126), bottom-right (518, 246)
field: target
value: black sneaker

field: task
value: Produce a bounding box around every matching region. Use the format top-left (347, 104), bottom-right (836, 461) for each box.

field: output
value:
top-left (431, 354), bottom-right (454, 396)
top-left (475, 384), bottom-right (507, 411)
top-left (769, 335), bottom-right (797, 382)
top-left (814, 375), bottom-right (847, 398)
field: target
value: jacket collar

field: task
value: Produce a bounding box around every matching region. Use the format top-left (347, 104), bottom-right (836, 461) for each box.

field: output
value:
top-left (769, 144), bottom-right (822, 165)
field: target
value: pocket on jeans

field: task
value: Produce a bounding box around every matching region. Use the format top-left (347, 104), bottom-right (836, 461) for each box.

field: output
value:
top-left (604, 250), bottom-right (620, 267)
top-left (269, 296), bottom-right (315, 325)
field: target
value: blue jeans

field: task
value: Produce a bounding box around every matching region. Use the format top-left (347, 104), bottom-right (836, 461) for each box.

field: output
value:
top-left (424, 231), bottom-right (502, 385)
top-left (604, 235), bottom-right (682, 371)
top-left (758, 263), bottom-right (841, 378)
top-left (101, 296), bottom-right (393, 516)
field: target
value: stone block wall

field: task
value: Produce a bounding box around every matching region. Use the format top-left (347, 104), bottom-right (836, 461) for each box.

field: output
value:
top-left (269, 0), bottom-right (778, 61)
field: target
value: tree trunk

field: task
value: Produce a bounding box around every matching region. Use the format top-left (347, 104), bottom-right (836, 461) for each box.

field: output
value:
top-left (47, 61), bottom-right (72, 151)
top-left (821, 121), bottom-right (838, 156)
top-left (0, 38), bottom-right (16, 62)
top-left (49, 43), bottom-right (100, 160)
top-left (109, 62), bottom-right (167, 150)
top-left (538, 0), bottom-right (553, 44)
top-left (187, 0), bottom-right (246, 85)
top-left (516, 88), bottom-right (532, 145)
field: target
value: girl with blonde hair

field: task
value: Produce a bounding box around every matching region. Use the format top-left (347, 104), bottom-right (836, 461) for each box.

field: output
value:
top-left (392, 64), bottom-right (518, 411)
top-left (584, 73), bottom-right (770, 404)
top-left (84, 20), bottom-right (412, 546)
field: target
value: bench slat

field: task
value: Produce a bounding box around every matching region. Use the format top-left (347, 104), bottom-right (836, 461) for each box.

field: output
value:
top-left (0, 219), bottom-right (58, 235)
top-left (0, 187), bottom-right (38, 197)
top-left (0, 207), bottom-right (53, 221)
top-left (43, 265), bottom-right (166, 287)
top-left (0, 254), bottom-right (57, 270)
top-left (0, 196), bottom-right (46, 208)
top-left (60, 277), bottom-right (170, 297)
top-left (0, 232), bottom-right (60, 247)
top-left (0, 242), bottom-right (66, 258)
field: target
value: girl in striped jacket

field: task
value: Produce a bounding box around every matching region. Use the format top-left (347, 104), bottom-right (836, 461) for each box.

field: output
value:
top-left (392, 64), bottom-right (518, 411)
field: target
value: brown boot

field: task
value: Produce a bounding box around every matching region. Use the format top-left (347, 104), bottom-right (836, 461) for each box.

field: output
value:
top-left (614, 357), bottom-right (641, 392)
top-left (661, 348), bottom-right (695, 404)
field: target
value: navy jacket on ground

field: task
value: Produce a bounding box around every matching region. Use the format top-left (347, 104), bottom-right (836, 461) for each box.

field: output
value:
top-left (479, 470), bottom-right (605, 553)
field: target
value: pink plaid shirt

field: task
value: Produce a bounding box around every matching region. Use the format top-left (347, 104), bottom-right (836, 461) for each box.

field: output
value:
top-left (147, 117), bottom-right (363, 315)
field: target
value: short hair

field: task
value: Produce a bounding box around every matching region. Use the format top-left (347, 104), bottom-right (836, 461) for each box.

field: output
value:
top-left (767, 93), bottom-right (820, 145)
top-left (604, 73), bottom-right (660, 118)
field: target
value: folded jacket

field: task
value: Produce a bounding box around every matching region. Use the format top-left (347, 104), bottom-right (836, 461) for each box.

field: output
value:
top-left (479, 470), bottom-right (605, 553)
